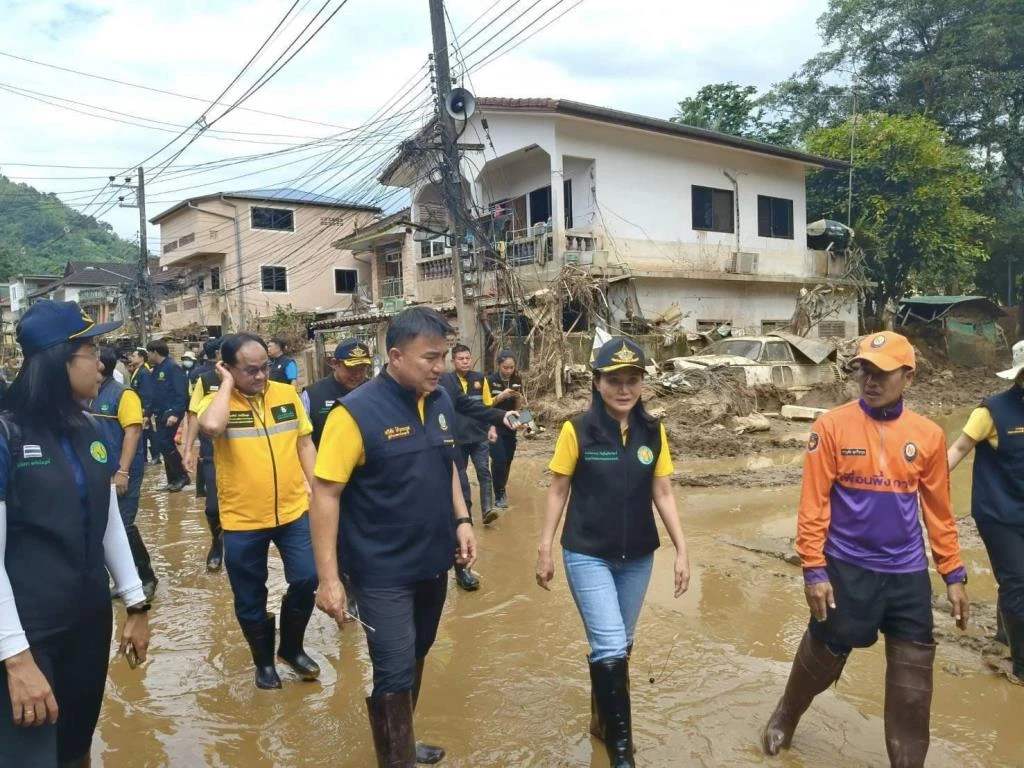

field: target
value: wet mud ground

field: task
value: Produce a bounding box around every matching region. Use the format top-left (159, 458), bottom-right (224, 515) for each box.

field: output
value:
top-left (94, 408), bottom-right (1023, 767)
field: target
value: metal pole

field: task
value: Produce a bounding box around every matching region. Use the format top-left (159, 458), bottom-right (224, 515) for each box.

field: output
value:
top-left (847, 90), bottom-right (856, 228)
top-left (137, 166), bottom-right (150, 344)
top-left (429, 0), bottom-right (479, 361)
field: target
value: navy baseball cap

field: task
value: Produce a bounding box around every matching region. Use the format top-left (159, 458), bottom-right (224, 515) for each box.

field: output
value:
top-left (17, 300), bottom-right (122, 358)
top-left (592, 337), bottom-right (646, 373)
top-left (333, 338), bottom-right (372, 367)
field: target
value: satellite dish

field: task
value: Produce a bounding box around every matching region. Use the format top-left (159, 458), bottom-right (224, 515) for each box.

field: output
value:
top-left (445, 88), bottom-right (476, 121)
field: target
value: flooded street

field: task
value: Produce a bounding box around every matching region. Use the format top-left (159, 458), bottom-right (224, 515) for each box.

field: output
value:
top-left (94, 409), bottom-right (1023, 767)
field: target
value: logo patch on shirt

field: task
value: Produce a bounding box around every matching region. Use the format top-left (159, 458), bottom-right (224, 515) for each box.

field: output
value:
top-left (871, 334), bottom-right (887, 348)
top-left (584, 449), bottom-right (618, 462)
top-left (385, 425), bottom-right (413, 441)
top-left (438, 413), bottom-right (448, 431)
top-left (841, 448), bottom-right (867, 456)
top-left (637, 445), bottom-right (654, 465)
top-left (903, 441), bottom-right (918, 461)
top-left (158, 372), bottom-right (166, 380)
top-left (100, 403), bottom-right (111, 413)
top-left (89, 440), bottom-right (108, 464)
top-left (272, 403), bottom-right (297, 423)
top-left (807, 432), bottom-right (820, 452)
top-left (22, 445), bottom-right (42, 459)
top-left (228, 410), bottom-right (256, 428)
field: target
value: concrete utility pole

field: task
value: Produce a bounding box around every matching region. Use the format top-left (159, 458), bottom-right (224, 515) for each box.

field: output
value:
top-left (428, 0), bottom-right (481, 363)
top-left (115, 167), bottom-right (153, 343)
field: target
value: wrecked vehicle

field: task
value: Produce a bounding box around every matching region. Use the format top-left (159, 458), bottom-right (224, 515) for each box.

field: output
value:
top-left (665, 332), bottom-right (840, 390)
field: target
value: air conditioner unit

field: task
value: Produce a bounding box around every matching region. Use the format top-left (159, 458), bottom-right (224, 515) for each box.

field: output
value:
top-left (730, 251), bottom-right (759, 274)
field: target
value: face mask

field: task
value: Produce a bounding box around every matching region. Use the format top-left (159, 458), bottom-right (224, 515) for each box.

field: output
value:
top-left (183, 360), bottom-right (194, 370)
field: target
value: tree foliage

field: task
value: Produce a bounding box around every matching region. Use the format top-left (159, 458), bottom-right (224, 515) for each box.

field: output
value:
top-left (0, 175), bottom-right (136, 280)
top-left (805, 112), bottom-right (990, 323)
top-left (670, 82), bottom-right (794, 145)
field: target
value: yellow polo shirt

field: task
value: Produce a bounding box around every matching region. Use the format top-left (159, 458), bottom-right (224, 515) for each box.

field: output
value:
top-left (117, 389), bottom-right (144, 428)
top-left (197, 382), bottom-right (313, 530)
top-left (962, 407), bottom-right (999, 448)
top-left (549, 421), bottom-right (674, 477)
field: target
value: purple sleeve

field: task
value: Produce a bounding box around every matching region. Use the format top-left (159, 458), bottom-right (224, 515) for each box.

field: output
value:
top-left (803, 567), bottom-right (829, 585)
top-left (942, 566), bottom-right (967, 585)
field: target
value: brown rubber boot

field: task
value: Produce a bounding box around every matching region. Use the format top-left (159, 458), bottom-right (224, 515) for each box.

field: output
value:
top-left (411, 658), bottom-right (445, 764)
top-left (883, 637), bottom-right (935, 768)
top-left (762, 630), bottom-right (847, 755)
top-left (366, 691), bottom-right (416, 768)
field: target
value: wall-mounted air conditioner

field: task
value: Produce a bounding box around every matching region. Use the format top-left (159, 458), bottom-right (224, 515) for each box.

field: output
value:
top-left (730, 251), bottom-right (759, 274)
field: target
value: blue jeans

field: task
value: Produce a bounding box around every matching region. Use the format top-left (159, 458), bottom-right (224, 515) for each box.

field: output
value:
top-left (223, 513), bottom-right (317, 624)
top-left (563, 549), bottom-right (654, 662)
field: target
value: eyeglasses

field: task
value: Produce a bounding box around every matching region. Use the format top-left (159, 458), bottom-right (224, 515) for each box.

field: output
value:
top-left (234, 362), bottom-right (271, 377)
top-left (71, 350), bottom-right (101, 362)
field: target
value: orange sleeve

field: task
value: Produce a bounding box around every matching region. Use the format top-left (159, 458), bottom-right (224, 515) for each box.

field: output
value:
top-left (795, 419), bottom-right (838, 577)
top-left (919, 425), bottom-right (965, 579)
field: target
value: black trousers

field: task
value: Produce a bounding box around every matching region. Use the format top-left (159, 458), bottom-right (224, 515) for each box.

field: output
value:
top-left (976, 517), bottom-right (1024, 619)
top-left (809, 558), bottom-right (934, 653)
top-left (200, 456), bottom-right (219, 526)
top-left (490, 431), bottom-right (517, 496)
top-left (0, 604), bottom-right (113, 767)
top-left (143, 426), bottom-right (160, 462)
top-left (154, 419), bottom-right (185, 482)
top-left (352, 573), bottom-right (448, 695)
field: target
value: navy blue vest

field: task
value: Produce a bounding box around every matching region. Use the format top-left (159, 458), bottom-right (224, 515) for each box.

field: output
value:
top-left (91, 378), bottom-right (143, 476)
top-left (270, 355), bottom-right (296, 384)
top-left (339, 373), bottom-right (457, 586)
top-left (304, 375), bottom-right (353, 448)
top-left (441, 370), bottom-right (489, 444)
top-left (197, 370), bottom-right (221, 459)
top-left (561, 401), bottom-right (663, 560)
top-left (972, 388), bottom-right (1024, 527)
top-left (2, 418), bottom-right (113, 640)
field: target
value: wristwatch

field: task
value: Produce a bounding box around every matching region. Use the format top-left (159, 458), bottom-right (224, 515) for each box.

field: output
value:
top-left (455, 517), bottom-right (473, 528)
top-left (126, 602), bottom-right (151, 615)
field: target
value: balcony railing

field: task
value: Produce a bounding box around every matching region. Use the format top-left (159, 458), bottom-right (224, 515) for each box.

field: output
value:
top-left (381, 277), bottom-right (404, 298)
top-left (418, 255), bottom-right (452, 282)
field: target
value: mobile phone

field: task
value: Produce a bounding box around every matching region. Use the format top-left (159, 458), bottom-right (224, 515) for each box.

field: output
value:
top-left (511, 383), bottom-right (521, 390)
top-left (125, 645), bottom-right (140, 670)
top-left (518, 409), bottom-right (533, 423)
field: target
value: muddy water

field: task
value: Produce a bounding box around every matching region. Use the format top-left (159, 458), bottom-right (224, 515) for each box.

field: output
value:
top-left (93, 411), bottom-right (1023, 767)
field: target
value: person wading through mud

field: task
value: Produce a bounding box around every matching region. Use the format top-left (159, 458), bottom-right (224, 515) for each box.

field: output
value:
top-left (0, 300), bottom-right (150, 767)
top-left (486, 350), bottom-right (522, 510)
top-left (310, 307), bottom-right (477, 767)
top-left (536, 337), bottom-right (690, 768)
top-left (762, 331), bottom-right (970, 767)
top-left (947, 339), bottom-right (1024, 685)
top-left (197, 333), bottom-right (320, 690)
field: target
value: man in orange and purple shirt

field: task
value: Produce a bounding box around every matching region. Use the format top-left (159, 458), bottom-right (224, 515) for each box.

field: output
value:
top-left (762, 331), bottom-right (970, 768)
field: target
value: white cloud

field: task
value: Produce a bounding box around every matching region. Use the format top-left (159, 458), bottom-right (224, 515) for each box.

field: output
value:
top-left (0, 0), bottom-right (829, 242)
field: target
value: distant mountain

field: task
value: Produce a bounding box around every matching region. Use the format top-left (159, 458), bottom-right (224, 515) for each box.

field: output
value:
top-left (0, 174), bottom-right (138, 281)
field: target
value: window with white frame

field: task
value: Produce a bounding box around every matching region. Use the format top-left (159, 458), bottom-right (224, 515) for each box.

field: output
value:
top-left (260, 265), bottom-right (288, 292)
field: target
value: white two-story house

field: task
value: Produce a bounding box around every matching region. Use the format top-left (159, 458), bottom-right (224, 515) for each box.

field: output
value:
top-left (379, 98), bottom-right (856, 339)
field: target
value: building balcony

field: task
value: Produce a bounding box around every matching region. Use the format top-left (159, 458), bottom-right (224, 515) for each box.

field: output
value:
top-left (380, 276), bottom-right (404, 299)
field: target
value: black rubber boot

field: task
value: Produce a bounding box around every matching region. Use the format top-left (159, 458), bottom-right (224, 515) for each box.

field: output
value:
top-left (411, 658), bottom-right (445, 764)
top-left (884, 637), bottom-right (935, 768)
top-left (366, 691), bottom-right (416, 768)
top-left (277, 597), bottom-right (320, 681)
top-left (590, 658), bottom-right (634, 768)
top-left (205, 514), bottom-right (223, 572)
top-left (762, 630), bottom-right (847, 755)
top-left (590, 643), bottom-right (632, 743)
top-left (1003, 612), bottom-right (1024, 681)
top-left (454, 565), bottom-right (480, 591)
top-left (995, 603), bottom-right (1008, 646)
top-left (240, 614), bottom-right (282, 689)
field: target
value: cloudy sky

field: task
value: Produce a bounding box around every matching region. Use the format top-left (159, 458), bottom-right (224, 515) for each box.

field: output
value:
top-left (0, 0), bottom-right (830, 243)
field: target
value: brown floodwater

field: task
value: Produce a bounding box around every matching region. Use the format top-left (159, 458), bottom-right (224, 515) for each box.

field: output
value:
top-left (93, 410), bottom-right (1024, 767)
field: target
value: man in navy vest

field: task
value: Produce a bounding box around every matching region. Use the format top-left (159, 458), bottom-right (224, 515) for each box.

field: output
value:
top-left (948, 340), bottom-right (1024, 684)
top-left (310, 307), bottom-right (478, 767)
top-left (301, 338), bottom-right (372, 448)
top-left (145, 340), bottom-right (189, 492)
top-left (92, 347), bottom-right (157, 598)
top-left (128, 347), bottom-right (160, 465)
top-left (268, 338), bottom-right (298, 387)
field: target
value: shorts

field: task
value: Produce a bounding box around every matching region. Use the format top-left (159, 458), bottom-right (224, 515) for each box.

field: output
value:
top-left (808, 557), bottom-right (934, 653)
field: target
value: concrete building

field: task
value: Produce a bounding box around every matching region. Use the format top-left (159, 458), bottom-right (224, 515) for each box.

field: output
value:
top-left (25, 261), bottom-right (146, 324)
top-left (150, 189), bottom-right (381, 335)
top-left (378, 98), bottom-right (858, 339)
top-left (8, 273), bottom-right (60, 321)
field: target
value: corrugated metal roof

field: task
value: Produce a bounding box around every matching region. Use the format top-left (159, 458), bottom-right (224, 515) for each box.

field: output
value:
top-left (150, 189), bottom-right (382, 224)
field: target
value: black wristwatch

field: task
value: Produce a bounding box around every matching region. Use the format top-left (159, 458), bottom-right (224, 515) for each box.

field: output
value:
top-left (126, 602), bottom-right (151, 615)
top-left (455, 517), bottom-right (473, 528)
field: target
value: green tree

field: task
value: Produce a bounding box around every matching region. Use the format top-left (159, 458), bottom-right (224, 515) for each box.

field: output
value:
top-left (670, 82), bottom-right (795, 145)
top-left (805, 112), bottom-right (991, 326)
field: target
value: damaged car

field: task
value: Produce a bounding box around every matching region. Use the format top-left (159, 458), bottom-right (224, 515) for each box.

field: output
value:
top-left (665, 332), bottom-right (840, 390)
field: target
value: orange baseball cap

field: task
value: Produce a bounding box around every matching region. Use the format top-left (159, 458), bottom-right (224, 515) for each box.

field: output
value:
top-left (851, 331), bottom-right (916, 371)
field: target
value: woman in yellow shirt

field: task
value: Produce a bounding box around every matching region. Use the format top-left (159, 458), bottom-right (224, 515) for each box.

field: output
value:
top-left (535, 337), bottom-right (690, 768)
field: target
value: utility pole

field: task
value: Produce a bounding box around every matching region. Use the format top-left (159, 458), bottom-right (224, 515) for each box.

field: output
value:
top-left (115, 167), bottom-right (153, 343)
top-left (428, 0), bottom-right (481, 362)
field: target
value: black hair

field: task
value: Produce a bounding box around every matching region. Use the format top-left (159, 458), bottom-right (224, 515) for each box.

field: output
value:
top-left (146, 340), bottom-right (169, 357)
top-left (592, 369), bottom-right (659, 429)
top-left (451, 343), bottom-right (471, 357)
top-left (1, 340), bottom-right (92, 430)
top-left (385, 306), bottom-right (454, 350)
top-left (202, 337), bottom-right (222, 360)
top-left (496, 349), bottom-right (516, 364)
top-left (269, 337), bottom-right (288, 352)
top-left (220, 333), bottom-right (268, 366)
top-left (99, 346), bottom-right (119, 378)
